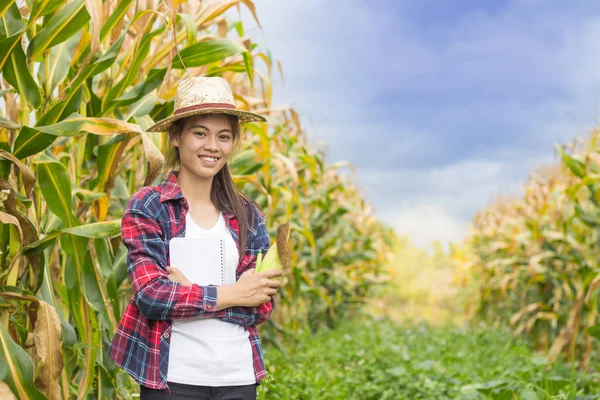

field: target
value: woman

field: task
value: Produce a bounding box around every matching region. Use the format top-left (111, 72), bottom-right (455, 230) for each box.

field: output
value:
top-left (109, 77), bottom-right (283, 400)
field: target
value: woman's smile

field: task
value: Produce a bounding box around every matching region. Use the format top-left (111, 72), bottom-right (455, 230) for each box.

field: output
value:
top-left (199, 155), bottom-right (219, 166)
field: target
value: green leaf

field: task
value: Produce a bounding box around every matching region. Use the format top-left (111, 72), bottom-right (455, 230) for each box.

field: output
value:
top-left (35, 155), bottom-right (78, 228)
top-left (45, 31), bottom-right (82, 94)
top-left (30, 0), bottom-right (65, 18)
top-left (386, 366), bottom-right (407, 377)
top-left (172, 38), bottom-right (246, 69)
top-left (243, 50), bottom-right (254, 87)
top-left (178, 13), bottom-right (197, 46)
top-left (108, 68), bottom-right (166, 109)
top-left (99, 0), bottom-right (134, 42)
top-left (123, 94), bottom-right (159, 121)
top-left (81, 250), bottom-right (115, 329)
top-left (206, 62), bottom-right (247, 76)
top-left (0, 322), bottom-right (46, 400)
top-left (556, 144), bottom-right (586, 179)
top-left (12, 88), bottom-right (83, 159)
top-left (0, 4), bottom-right (41, 108)
top-left (22, 230), bottom-right (62, 256)
top-left (230, 148), bottom-right (264, 175)
top-left (103, 24), bottom-right (164, 107)
top-left (519, 389), bottom-right (540, 400)
top-left (0, 0), bottom-right (12, 19)
top-left (94, 134), bottom-right (130, 191)
top-left (12, 126), bottom-right (57, 160)
top-left (61, 220), bottom-right (122, 238)
top-left (27, 0), bottom-right (88, 61)
top-left (33, 113), bottom-right (142, 137)
top-left (587, 324), bottom-right (600, 340)
top-left (74, 188), bottom-right (105, 203)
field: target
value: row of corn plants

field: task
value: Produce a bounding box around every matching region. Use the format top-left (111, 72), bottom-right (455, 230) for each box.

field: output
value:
top-left (0, 0), bottom-right (392, 398)
top-left (454, 131), bottom-right (600, 371)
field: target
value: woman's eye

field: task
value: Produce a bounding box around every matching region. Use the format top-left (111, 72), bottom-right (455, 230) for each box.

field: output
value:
top-left (220, 135), bottom-right (231, 140)
top-left (193, 131), bottom-right (206, 136)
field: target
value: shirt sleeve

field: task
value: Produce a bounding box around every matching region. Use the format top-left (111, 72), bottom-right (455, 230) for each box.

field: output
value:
top-left (218, 205), bottom-right (275, 327)
top-left (123, 191), bottom-right (219, 320)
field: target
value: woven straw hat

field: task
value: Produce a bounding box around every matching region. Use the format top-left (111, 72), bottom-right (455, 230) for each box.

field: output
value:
top-left (146, 77), bottom-right (266, 132)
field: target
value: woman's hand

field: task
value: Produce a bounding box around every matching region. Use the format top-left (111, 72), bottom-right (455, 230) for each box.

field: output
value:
top-left (167, 266), bottom-right (192, 286)
top-left (234, 269), bottom-right (283, 307)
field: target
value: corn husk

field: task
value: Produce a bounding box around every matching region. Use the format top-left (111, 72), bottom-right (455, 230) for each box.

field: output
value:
top-left (256, 222), bottom-right (291, 272)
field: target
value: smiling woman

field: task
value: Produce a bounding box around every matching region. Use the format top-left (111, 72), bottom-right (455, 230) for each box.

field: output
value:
top-left (167, 115), bottom-right (235, 179)
top-left (108, 77), bottom-right (283, 400)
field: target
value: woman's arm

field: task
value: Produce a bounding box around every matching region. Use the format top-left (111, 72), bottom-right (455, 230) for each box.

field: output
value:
top-left (218, 207), bottom-right (278, 326)
top-left (124, 190), bottom-right (219, 320)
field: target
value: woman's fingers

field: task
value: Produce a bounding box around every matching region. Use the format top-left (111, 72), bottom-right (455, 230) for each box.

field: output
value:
top-left (261, 270), bottom-right (283, 279)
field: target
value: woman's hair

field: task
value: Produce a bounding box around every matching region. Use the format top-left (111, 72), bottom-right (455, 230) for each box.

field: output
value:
top-left (164, 114), bottom-right (259, 263)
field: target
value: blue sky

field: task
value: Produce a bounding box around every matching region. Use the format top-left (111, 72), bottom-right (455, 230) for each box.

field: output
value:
top-left (236, 0), bottom-right (600, 246)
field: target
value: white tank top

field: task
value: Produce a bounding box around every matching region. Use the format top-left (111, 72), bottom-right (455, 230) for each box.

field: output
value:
top-left (166, 211), bottom-right (255, 386)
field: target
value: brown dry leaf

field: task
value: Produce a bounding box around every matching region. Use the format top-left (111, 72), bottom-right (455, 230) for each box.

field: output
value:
top-left (217, 18), bottom-right (228, 37)
top-left (0, 149), bottom-right (36, 196)
top-left (83, 0), bottom-right (103, 67)
top-left (0, 381), bottom-right (16, 400)
top-left (275, 222), bottom-right (291, 270)
top-left (197, 0), bottom-right (260, 28)
top-left (0, 211), bottom-right (22, 242)
top-left (141, 131), bottom-right (164, 186)
top-left (584, 273), bottom-right (600, 303)
top-left (33, 301), bottom-right (64, 400)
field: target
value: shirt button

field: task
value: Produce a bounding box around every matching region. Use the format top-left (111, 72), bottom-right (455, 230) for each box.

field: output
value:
top-left (164, 332), bottom-right (169, 339)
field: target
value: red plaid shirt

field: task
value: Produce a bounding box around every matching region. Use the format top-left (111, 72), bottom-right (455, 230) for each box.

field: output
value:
top-left (108, 170), bottom-right (274, 390)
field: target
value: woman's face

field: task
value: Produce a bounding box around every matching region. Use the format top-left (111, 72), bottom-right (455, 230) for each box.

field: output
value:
top-left (171, 114), bottom-right (235, 180)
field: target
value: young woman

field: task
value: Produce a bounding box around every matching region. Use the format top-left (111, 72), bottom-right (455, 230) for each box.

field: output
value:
top-left (109, 77), bottom-right (283, 400)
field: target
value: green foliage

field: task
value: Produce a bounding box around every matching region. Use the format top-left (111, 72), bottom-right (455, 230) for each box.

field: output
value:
top-left (456, 134), bottom-right (600, 369)
top-left (0, 1), bottom-right (391, 398)
top-left (259, 318), bottom-right (600, 399)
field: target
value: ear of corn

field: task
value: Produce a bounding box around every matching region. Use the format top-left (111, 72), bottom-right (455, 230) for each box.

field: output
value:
top-left (256, 222), bottom-right (291, 273)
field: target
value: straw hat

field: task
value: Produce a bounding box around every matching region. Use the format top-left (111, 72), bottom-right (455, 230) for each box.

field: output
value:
top-left (146, 77), bottom-right (266, 132)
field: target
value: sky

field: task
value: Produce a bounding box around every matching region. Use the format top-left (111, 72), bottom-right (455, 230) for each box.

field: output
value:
top-left (235, 0), bottom-right (600, 247)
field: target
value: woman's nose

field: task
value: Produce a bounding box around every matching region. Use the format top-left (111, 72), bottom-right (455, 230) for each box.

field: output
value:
top-left (204, 134), bottom-right (218, 150)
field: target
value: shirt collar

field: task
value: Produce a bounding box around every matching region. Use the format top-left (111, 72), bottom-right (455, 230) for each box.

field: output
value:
top-left (158, 170), bottom-right (184, 203)
top-left (159, 170), bottom-right (235, 221)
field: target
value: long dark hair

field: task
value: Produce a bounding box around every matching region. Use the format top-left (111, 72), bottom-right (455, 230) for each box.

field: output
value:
top-left (164, 114), bottom-right (258, 263)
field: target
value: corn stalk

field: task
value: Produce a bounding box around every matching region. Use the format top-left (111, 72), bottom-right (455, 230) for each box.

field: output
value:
top-left (0, 1), bottom-right (391, 397)
top-left (455, 131), bottom-right (600, 369)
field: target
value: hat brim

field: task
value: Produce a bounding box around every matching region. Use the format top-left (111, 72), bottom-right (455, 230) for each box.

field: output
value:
top-left (146, 108), bottom-right (267, 132)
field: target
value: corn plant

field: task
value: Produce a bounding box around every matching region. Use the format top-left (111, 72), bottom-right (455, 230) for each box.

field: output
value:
top-left (0, 1), bottom-right (391, 398)
top-left (456, 132), bottom-right (600, 370)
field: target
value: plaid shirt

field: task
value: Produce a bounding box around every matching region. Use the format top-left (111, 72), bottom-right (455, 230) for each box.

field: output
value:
top-left (108, 170), bottom-right (274, 390)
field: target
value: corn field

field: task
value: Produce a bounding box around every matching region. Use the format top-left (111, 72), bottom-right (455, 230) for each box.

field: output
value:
top-left (0, 1), bottom-right (392, 398)
top-left (455, 131), bottom-right (600, 371)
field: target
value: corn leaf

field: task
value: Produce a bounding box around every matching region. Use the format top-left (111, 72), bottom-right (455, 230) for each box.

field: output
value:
top-left (172, 38), bottom-right (246, 69)
top-left (34, 114), bottom-right (142, 137)
top-left (61, 220), bottom-right (122, 238)
top-left (33, 301), bottom-right (64, 400)
top-left (27, 0), bottom-right (88, 61)
top-left (0, 322), bottom-right (46, 400)
top-left (35, 156), bottom-right (79, 228)
top-left (0, 4), bottom-right (41, 108)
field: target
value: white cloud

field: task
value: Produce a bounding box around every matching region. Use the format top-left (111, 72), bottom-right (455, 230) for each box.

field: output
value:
top-left (234, 1), bottom-right (600, 246)
top-left (383, 204), bottom-right (468, 249)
